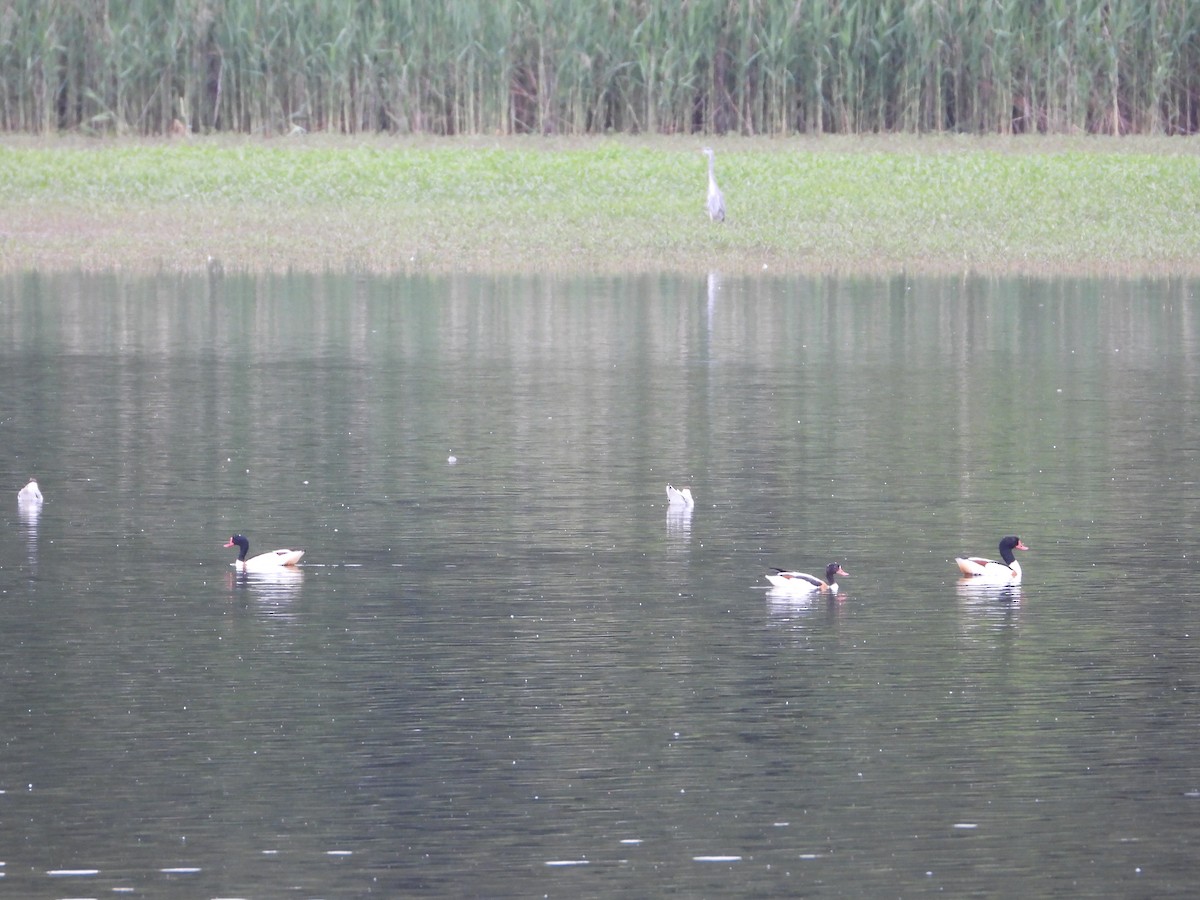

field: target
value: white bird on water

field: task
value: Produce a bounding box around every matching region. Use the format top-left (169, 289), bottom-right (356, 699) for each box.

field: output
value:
top-left (766, 562), bottom-right (849, 594)
top-left (224, 534), bottom-right (305, 573)
top-left (702, 147), bottom-right (725, 223)
top-left (17, 478), bottom-right (43, 504)
top-left (666, 484), bottom-right (695, 507)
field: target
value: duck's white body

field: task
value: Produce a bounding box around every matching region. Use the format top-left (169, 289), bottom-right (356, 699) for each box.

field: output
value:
top-left (766, 562), bottom-right (848, 594)
top-left (956, 536), bottom-right (1027, 585)
top-left (955, 557), bottom-right (1022, 583)
top-left (235, 549), bottom-right (305, 573)
top-left (17, 479), bottom-right (42, 504)
top-left (225, 534), bottom-right (304, 573)
top-left (666, 484), bottom-right (695, 507)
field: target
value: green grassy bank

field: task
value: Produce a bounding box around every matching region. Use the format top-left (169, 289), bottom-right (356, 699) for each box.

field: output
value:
top-left (1, 135), bottom-right (1198, 277)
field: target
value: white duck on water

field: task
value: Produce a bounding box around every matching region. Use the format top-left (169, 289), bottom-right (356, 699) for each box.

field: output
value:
top-left (17, 478), bottom-right (42, 504)
top-left (224, 534), bottom-right (305, 573)
top-left (666, 484), bottom-right (695, 507)
top-left (766, 562), bottom-right (849, 594)
top-left (955, 536), bottom-right (1028, 585)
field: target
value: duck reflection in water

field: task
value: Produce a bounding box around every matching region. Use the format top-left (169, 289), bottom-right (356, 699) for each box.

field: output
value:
top-left (226, 567), bottom-right (305, 612)
top-left (667, 504), bottom-right (693, 541)
top-left (956, 579), bottom-right (1023, 632)
top-left (666, 484), bottom-right (694, 542)
top-left (17, 493), bottom-right (41, 572)
top-left (767, 589), bottom-right (846, 629)
top-left (955, 577), bottom-right (1023, 602)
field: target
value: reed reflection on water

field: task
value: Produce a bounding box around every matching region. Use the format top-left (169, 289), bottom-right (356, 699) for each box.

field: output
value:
top-left (1, 272), bottom-right (1199, 897)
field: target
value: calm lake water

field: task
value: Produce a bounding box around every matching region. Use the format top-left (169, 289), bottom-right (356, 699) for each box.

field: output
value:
top-left (2, 271), bottom-right (1200, 897)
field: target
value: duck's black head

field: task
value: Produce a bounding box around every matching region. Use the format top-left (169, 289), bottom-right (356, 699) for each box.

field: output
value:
top-left (826, 562), bottom-right (849, 582)
top-left (225, 534), bottom-right (249, 560)
top-left (998, 536), bottom-right (1028, 563)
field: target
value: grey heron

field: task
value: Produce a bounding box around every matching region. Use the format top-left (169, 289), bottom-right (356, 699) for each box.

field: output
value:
top-left (702, 147), bottom-right (725, 222)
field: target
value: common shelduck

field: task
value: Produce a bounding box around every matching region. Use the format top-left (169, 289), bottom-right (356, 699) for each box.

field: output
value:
top-left (17, 478), bottom-right (43, 504)
top-left (666, 484), bottom-right (695, 507)
top-left (955, 536), bottom-right (1027, 584)
top-left (765, 562), bottom-right (848, 593)
top-left (225, 534), bottom-right (305, 573)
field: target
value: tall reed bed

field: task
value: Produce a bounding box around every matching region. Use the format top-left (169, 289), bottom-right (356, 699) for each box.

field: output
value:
top-left (2, 0), bottom-right (1197, 136)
